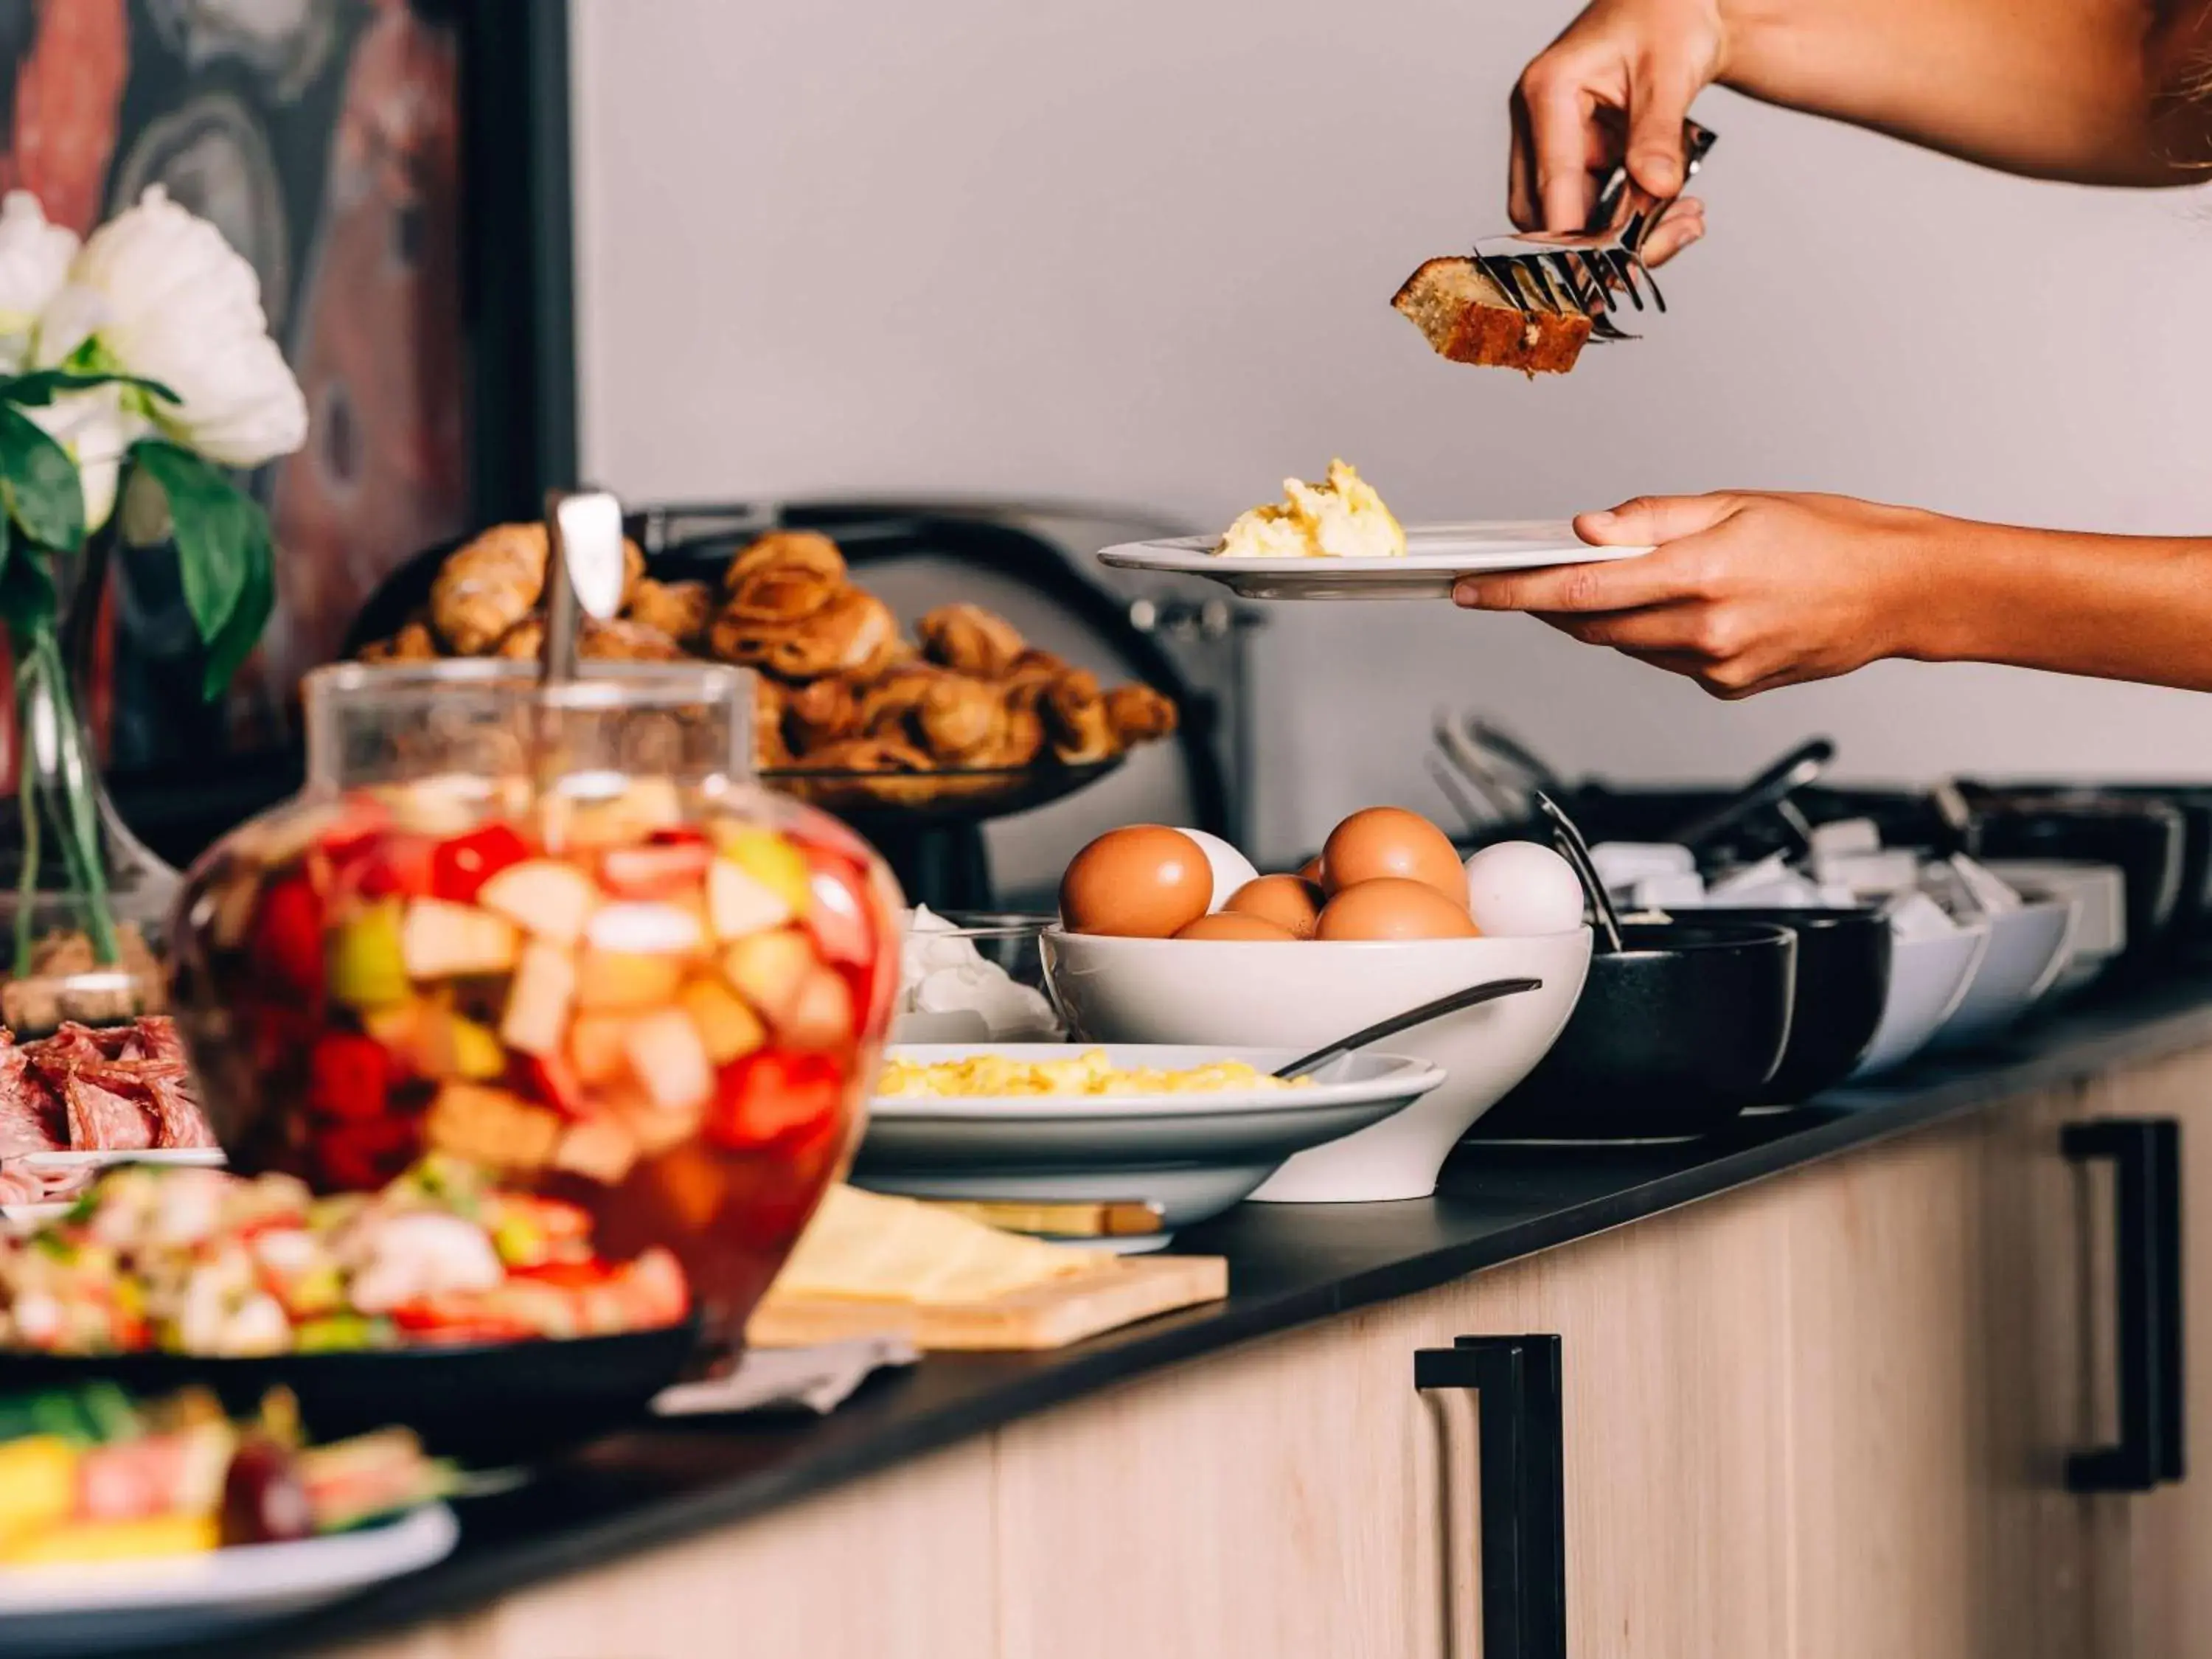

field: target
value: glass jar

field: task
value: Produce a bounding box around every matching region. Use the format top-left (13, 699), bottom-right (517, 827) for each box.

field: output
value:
top-left (170, 660), bottom-right (902, 1352)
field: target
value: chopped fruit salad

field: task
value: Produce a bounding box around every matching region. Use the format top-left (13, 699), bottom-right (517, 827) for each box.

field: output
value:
top-left (171, 773), bottom-right (900, 1343)
top-left (0, 1160), bottom-right (690, 1355)
top-left (0, 1383), bottom-right (453, 1565)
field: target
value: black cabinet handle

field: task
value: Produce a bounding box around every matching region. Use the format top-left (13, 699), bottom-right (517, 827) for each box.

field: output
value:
top-left (2064, 1117), bottom-right (2185, 1492)
top-left (1416, 1335), bottom-right (1567, 1659)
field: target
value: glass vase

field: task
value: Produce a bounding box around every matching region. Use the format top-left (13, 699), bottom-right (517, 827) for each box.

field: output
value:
top-left (0, 543), bottom-right (181, 1035)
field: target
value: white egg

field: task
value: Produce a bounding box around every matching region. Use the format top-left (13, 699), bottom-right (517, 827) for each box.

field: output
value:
top-left (1462, 841), bottom-right (1586, 936)
top-left (1172, 829), bottom-right (1261, 912)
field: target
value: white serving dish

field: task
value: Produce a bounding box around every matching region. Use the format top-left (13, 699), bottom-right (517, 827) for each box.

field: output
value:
top-left (1039, 929), bottom-right (1591, 1201)
top-left (1982, 860), bottom-right (2126, 995)
top-left (855, 1043), bottom-right (1444, 1239)
top-left (1930, 893), bottom-right (2080, 1051)
top-left (1847, 922), bottom-right (1991, 1080)
top-left (0, 1502), bottom-right (457, 1658)
top-left (1096, 522), bottom-right (1652, 601)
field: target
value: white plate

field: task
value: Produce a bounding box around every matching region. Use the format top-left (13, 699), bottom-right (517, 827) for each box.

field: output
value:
top-left (855, 1043), bottom-right (1444, 1233)
top-left (18, 1150), bottom-right (227, 1171)
top-left (1096, 521), bottom-right (1652, 600)
top-left (0, 1502), bottom-right (458, 1657)
top-left (1, 1150), bottom-right (229, 1228)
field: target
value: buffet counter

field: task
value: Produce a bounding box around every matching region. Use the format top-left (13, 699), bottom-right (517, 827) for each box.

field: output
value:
top-left (142, 973), bottom-right (2212, 1659)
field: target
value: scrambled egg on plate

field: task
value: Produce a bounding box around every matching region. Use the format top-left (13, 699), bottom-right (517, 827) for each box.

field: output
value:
top-left (1214, 459), bottom-right (1406, 560)
top-left (877, 1048), bottom-right (1307, 1099)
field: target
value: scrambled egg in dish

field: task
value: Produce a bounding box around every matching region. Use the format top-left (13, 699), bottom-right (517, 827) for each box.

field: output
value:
top-left (877, 1049), bottom-right (1307, 1099)
top-left (1214, 459), bottom-right (1406, 560)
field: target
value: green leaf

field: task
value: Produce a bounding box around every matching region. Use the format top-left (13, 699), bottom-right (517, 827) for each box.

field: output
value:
top-left (131, 438), bottom-right (275, 698)
top-left (0, 405), bottom-right (83, 552)
top-left (0, 526), bottom-right (56, 639)
top-left (0, 369), bottom-right (179, 409)
top-left (131, 438), bottom-right (266, 650)
top-left (199, 541), bottom-right (272, 699)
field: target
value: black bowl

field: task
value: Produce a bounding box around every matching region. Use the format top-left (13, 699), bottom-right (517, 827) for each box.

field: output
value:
top-left (1966, 795), bottom-right (2187, 978)
top-left (1990, 782), bottom-right (2212, 946)
top-left (1693, 907), bottom-right (1892, 1103)
top-left (0, 1321), bottom-right (699, 1468)
top-left (1471, 921), bottom-right (1798, 1141)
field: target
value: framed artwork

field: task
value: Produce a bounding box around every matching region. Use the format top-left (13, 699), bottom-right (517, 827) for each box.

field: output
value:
top-left (0, 0), bottom-right (576, 790)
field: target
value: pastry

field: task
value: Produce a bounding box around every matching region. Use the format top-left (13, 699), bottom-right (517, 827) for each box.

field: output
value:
top-left (1391, 256), bottom-right (1592, 376)
top-left (917, 675), bottom-right (1009, 767)
top-left (785, 676), bottom-right (866, 751)
top-left (1002, 647), bottom-right (1066, 689)
top-left (754, 677), bottom-right (793, 768)
top-left (582, 616), bottom-right (687, 662)
top-left (429, 523), bottom-right (651, 654)
top-left (918, 603), bottom-right (1026, 678)
top-left (713, 586), bottom-right (899, 681)
top-left (430, 523), bottom-right (547, 654)
top-left (1044, 669), bottom-right (1118, 765)
top-left (494, 617), bottom-right (543, 660)
top-left (358, 619), bottom-right (439, 664)
top-left (984, 686), bottom-right (1047, 768)
top-left (627, 577), bottom-right (712, 645)
top-left (721, 530), bottom-right (845, 594)
top-left (1105, 683), bottom-right (1178, 744)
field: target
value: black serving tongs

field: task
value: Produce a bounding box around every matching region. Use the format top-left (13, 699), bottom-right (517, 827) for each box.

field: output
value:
top-left (1668, 737), bottom-right (1834, 860)
top-left (1472, 119), bottom-right (1718, 341)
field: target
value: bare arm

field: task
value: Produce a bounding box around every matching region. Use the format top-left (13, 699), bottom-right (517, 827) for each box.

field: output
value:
top-left (1453, 495), bottom-right (2212, 700)
top-left (1513, 0), bottom-right (2212, 236)
top-left (1725, 0), bottom-right (2212, 186)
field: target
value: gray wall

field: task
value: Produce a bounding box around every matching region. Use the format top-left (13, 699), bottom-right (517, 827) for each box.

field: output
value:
top-left (571, 0), bottom-right (2212, 867)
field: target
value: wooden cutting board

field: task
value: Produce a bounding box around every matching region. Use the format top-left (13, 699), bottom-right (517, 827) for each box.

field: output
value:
top-left (746, 1253), bottom-right (1228, 1352)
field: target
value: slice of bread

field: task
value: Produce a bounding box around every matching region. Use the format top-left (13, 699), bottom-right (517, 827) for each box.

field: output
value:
top-left (1391, 256), bottom-right (1591, 376)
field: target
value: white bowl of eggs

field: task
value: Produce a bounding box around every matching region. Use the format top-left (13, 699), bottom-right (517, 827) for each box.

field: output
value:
top-left (1040, 810), bottom-right (1593, 1202)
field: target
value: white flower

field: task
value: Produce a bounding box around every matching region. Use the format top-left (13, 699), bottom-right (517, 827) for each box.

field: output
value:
top-left (0, 192), bottom-right (77, 375)
top-left (27, 382), bottom-right (146, 533)
top-left (37, 185), bottom-right (305, 468)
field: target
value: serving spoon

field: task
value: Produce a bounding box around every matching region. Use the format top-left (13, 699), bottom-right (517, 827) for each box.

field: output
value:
top-left (1535, 790), bottom-right (1627, 954)
top-left (1274, 975), bottom-right (1543, 1081)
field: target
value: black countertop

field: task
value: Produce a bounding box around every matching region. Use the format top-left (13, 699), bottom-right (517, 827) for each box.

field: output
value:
top-left (135, 972), bottom-right (2212, 1658)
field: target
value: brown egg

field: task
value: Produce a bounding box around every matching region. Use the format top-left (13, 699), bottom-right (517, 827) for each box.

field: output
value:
top-left (1321, 807), bottom-right (1467, 905)
top-left (1222, 874), bottom-right (1325, 939)
top-left (1297, 854), bottom-right (1325, 885)
top-left (1315, 878), bottom-right (1483, 942)
top-left (1059, 826), bottom-right (1214, 938)
top-left (1174, 912), bottom-right (1299, 942)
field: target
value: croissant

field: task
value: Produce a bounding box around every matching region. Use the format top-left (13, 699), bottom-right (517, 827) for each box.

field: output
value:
top-left (1002, 647), bottom-right (1067, 689)
top-left (917, 603), bottom-right (1027, 678)
top-left (753, 677), bottom-right (793, 768)
top-left (982, 683), bottom-right (1048, 767)
top-left (852, 665), bottom-right (940, 737)
top-left (627, 577), bottom-right (713, 645)
top-left (784, 675), bottom-right (866, 751)
top-left (1105, 684), bottom-right (1178, 744)
top-left (917, 674), bottom-right (1009, 766)
top-left (359, 619), bottom-right (440, 664)
top-left (494, 617), bottom-right (544, 660)
top-left (712, 586), bottom-right (900, 682)
top-left (1045, 669), bottom-right (1119, 764)
top-left (582, 616), bottom-right (687, 662)
top-left (723, 530), bottom-right (846, 594)
top-left (431, 524), bottom-right (547, 654)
